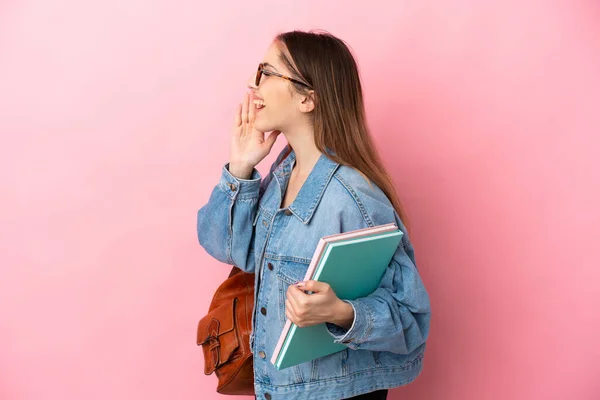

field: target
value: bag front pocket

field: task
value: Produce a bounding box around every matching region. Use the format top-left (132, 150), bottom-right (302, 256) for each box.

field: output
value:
top-left (197, 298), bottom-right (240, 374)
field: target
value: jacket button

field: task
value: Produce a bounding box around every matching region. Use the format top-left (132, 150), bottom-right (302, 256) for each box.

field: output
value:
top-left (258, 351), bottom-right (266, 359)
top-left (284, 209), bottom-right (292, 216)
top-left (262, 220), bottom-right (268, 228)
top-left (264, 394), bottom-right (272, 400)
top-left (267, 263), bottom-right (273, 271)
top-left (260, 307), bottom-right (267, 316)
top-left (229, 183), bottom-right (237, 191)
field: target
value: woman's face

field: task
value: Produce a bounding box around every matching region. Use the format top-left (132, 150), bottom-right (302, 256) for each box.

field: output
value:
top-left (247, 42), bottom-right (305, 133)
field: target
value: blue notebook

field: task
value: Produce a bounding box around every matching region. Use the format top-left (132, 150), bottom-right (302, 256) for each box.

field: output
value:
top-left (270, 224), bottom-right (403, 370)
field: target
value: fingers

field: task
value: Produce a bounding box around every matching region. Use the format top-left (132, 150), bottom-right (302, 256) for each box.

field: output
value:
top-left (286, 284), bottom-right (303, 304)
top-left (248, 92), bottom-right (255, 123)
top-left (285, 296), bottom-right (304, 327)
top-left (285, 297), bottom-right (296, 317)
top-left (285, 306), bottom-right (296, 324)
top-left (241, 93), bottom-right (249, 124)
top-left (298, 280), bottom-right (330, 293)
top-left (234, 103), bottom-right (242, 127)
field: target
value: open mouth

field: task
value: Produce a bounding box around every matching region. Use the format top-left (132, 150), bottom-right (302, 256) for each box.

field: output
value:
top-left (253, 99), bottom-right (266, 111)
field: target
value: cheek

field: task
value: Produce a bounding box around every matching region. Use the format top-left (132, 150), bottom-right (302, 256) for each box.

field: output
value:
top-left (265, 85), bottom-right (293, 110)
top-left (268, 93), bottom-right (294, 117)
top-left (254, 87), bottom-right (294, 129)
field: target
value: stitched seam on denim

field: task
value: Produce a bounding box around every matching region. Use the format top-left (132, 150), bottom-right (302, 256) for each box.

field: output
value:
top-left (218, 181), bottom-right (236, 200)
top-left (265, 386), bottom-right (393, 400)
top-left (236, 193), bottom-right (259, 201)
top-left (361, 301), bottom-right (374, 344)
top-left (236, 198), bottom-right (257, 207)
top-left (259, 205), bottom-right (273, 220)
top-left (258, 376), bottom-right (420, 398)
top-left (253, 387), bottom-right (390, 400)
top-left (311, 357), bottom-right (319, 381)
top-left (278, 281), bottom-right (287, 325)
top-left (219, 173), bottom-right (261, 200)
top-left (235, 182), bottom-right (261, 200)
top-left (276, 267), bottom-right (305, 285)
top-left (226, 199), bottom-right (234, 265)
top-left (333, 173), bottom-right (374, 227)
top-left (253, 208), bottom-right (261, 226)
top-left (292, 365), bottom-right (303, 384)
top-left (256, 353), bottom-right (423, 388)
top-left (264, 254), bottom-right (311, 263)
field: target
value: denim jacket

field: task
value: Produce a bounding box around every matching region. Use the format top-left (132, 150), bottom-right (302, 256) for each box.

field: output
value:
top-left (197, 146), bottom-right (431, 400)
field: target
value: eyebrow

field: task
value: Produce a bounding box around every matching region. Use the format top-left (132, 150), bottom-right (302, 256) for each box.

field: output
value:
top-left (261, 62), bottom-right (278, 71)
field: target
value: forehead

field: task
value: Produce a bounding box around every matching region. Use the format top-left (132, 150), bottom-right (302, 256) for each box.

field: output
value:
top-left (261, 42), bottom-right (286, 70)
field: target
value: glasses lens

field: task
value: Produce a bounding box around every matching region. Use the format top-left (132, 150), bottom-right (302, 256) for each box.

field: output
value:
top-left (256, 64), bottom-right (262, 86)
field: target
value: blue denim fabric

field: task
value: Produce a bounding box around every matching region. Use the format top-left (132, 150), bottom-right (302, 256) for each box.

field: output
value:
top-left (197, 146), bottom-right (431, 400)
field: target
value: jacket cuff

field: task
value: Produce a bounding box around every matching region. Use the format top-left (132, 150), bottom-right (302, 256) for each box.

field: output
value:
top-left (219, 163), bottom-right (262, 200)
top-left (325, 299), bottom-right (371, 350)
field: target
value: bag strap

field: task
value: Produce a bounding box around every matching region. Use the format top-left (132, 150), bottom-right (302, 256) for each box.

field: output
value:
top-left (228, 266), bottom-right (242, 278)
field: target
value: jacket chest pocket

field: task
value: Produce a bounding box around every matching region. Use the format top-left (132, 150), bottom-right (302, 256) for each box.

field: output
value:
top-left (275, 259), bottom-right (310, 325)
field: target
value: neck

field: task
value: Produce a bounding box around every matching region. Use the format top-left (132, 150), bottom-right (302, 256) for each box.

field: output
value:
top-left (282, 124), bottom-right (322, 176)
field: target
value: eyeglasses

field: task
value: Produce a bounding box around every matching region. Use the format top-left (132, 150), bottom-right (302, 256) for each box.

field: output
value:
top-left (255, 63), bottom-right (313, 89)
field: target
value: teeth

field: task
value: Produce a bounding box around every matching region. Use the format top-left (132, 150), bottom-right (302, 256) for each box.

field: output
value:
top-left (253, 99), bottom-right (266, 107)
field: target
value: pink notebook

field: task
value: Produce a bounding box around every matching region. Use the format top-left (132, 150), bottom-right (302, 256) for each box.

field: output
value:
top-left (270, 223), bottom-right (398, 365)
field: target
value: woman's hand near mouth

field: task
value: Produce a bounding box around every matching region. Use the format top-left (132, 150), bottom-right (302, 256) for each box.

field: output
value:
top-left (229, 92), bottom-right (280, 179)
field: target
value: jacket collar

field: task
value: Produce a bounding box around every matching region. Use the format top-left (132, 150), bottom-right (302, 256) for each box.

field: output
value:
top-left (273, 147), bottom-right (340, 225)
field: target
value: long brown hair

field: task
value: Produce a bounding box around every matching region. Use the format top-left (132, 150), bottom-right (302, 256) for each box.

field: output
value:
top-left (276, 30), bottom-right (410, 231)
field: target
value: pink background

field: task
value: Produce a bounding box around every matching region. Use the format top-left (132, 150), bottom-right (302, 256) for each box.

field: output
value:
top-left (1, 1), bottom-right (599, 399)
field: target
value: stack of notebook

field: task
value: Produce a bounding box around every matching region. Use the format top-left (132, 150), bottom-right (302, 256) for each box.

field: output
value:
top-left (270, 223), bottom-right (403, 370)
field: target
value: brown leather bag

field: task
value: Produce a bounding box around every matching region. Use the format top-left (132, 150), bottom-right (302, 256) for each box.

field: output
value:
top-left (197, 266), bottom-right (255, 395)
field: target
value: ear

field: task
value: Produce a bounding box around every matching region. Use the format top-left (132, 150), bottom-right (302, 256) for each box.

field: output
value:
top-left (299, 90), bottom-right (315, 113)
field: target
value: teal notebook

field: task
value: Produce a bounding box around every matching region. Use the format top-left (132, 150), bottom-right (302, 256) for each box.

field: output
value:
top-left (270, 226), bottom-right (403, 370)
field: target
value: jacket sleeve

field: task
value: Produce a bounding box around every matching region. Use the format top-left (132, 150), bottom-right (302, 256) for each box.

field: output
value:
top-left (326, 212), bottom-right (431, 354)
top-left (196, 164), bottom-right (262, 272)
top-left (196, 147), bottom-right (289, 273)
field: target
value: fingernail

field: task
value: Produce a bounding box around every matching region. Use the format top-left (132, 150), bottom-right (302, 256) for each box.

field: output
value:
top-left (296, 281), bottom-right (305, 287)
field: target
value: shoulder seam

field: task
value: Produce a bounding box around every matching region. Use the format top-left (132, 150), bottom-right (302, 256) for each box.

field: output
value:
top-left (333, 172), bottom-right (374, 227)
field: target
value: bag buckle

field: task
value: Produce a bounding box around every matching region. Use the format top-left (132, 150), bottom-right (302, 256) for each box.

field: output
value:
top-left (198, 319), bottom-right (222, 372)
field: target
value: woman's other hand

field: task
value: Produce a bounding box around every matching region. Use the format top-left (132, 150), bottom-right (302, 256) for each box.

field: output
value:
top-left (286, 281), bottom-right (355, 329)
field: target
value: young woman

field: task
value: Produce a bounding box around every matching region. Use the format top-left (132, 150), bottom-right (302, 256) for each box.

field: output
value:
top-left (197, 30), bottom-right (431, 400)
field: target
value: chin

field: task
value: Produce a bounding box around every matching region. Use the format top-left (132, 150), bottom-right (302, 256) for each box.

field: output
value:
top-left (254, 121), bottom-right (274, 133)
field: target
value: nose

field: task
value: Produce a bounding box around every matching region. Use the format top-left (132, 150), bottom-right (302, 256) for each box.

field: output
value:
top-left (247, 73), bottom-right (257, 89)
